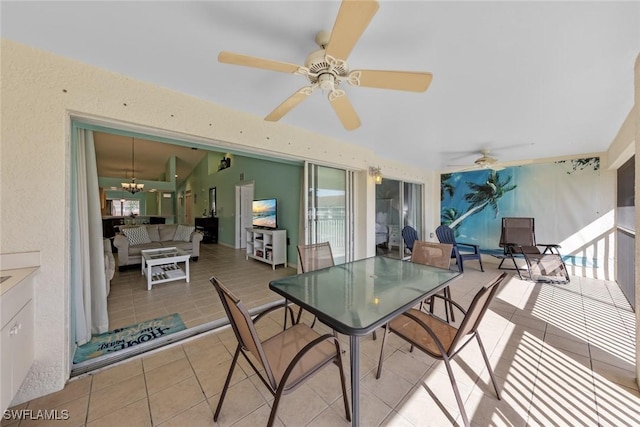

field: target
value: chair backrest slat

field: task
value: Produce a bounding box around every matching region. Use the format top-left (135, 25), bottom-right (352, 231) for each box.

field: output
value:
top-left (410, 241), bottom-right (453, 269)
top-left (297, 242), bottom-right (334, 273)
top-left (450, 273), bottom-right (508, 353)
top-left (211, 277), bottom-right (277, 388)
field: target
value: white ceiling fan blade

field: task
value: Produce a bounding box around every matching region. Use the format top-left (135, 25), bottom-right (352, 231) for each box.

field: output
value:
top-left (218, 51), bottom-right (300, 74)
top-left (325, 0), bottom-right (379, 61)
top-left (265, 86), bottom-right (315, 122)
top-left (350, 70), bottom-right (433, 92)
top-left (328, 90), bottom-right (361, 130)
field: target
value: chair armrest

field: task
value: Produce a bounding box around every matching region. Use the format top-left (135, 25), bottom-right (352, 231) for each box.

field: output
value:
top-left (429, 293), bottom-right (467, 316)
top-left (538, 243), bottom-right (561, 254)
top-left (252, 302), bottom-right (295, 326)
top-left (456, 242), bottom-right (480, 253)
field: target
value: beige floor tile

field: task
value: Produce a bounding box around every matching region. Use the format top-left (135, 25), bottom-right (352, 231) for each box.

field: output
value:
top-left (148, 375), bottom-right (205, 425)
top-left (272, 383), bottom-right (331, 426)
top-left (20, 395), bottom-right (89, 427)
top-left (142, 344), bottom-right (186, 372)
top-left (228, 404), bottom-right (284, 427)
top-left (360, 365), bottom-right (413, 409)
top-left (335, 387), bottom-right (393, 427)
top-left (87, 374), bottom-right (147, 421)
top-left (207, 377), bottom-right (267, 427)
top-left (90, 358), bottom-right (143, 392)
top-left (145, 357), bottom-right (195, 395)
top-left (155, 400), bottom-right (214, 427)
top-left (86, 398), bottom-right (151, 427)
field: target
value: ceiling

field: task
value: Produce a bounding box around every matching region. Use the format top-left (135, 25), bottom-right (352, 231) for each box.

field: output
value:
top-left (93, 132), bottom-right (208, 185)
top-left (2, 1), bottom-right (639, 171)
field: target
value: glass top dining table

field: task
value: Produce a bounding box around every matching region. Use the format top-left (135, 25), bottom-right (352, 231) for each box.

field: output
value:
top-left (269, 256), bottom-right (462, 426)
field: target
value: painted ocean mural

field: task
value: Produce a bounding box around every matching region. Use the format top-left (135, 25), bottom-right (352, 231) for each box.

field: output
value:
top-left (440, 157), bottom-right (602, 266)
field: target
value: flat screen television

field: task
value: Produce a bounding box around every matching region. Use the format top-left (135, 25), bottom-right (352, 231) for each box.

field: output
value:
top-left (252, 198), bottom-right (277, 229)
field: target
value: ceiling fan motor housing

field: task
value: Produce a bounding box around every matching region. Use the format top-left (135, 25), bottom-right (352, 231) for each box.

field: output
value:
top-left (304, 48), bottom-right (349, 87)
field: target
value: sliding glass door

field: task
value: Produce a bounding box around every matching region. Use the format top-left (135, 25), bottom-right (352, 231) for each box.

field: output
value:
top-left (305, 163), bottom-right (354, 264)
top-left (375, 178), bottom-right (423, 259)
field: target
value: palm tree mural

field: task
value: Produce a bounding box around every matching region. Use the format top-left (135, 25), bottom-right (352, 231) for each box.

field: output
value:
top-left (448, 170), bottom-right (516, 229)
top-left (440, 173), bottom-right (455, 201)
top-left (440, 207), bottom-right (459, 226)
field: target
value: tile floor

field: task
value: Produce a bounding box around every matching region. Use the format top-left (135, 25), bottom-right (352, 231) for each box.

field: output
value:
top-left (107, 243), bottom-right (297, 330)
top-left (3, 253), bottom-right (640, 426)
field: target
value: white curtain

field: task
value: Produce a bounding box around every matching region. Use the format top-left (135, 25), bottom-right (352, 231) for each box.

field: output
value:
top-left (71, 129), bottom-right (108, 346)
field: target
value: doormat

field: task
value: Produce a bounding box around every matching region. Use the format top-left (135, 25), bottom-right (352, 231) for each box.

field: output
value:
top-left (73, 313), bottom-right (186, 364)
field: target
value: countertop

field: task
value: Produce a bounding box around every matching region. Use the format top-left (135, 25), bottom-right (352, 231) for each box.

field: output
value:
top-left (0, 267), bottom-right (38, 296)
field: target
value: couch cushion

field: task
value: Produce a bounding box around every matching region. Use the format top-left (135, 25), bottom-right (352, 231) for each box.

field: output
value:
top-left (158, 225), bottom-right (178, 242)
top-left (128, 242), bottom-right (163, 257)
top-left (174, 225), bottom-right (194, 242)
top-left (145, 225), bottom-right (160, 242)
top-left (164, 241), bottom-right (193, 252)
top-left (123, 226), bottom-right (152, 246)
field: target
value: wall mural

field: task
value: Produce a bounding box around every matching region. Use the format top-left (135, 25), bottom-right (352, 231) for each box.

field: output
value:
top-left (440, 157), bottom-right (602, 267)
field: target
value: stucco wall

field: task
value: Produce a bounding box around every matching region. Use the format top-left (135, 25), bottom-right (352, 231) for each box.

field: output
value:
top-left (0, 39), bottom-right (432, 402)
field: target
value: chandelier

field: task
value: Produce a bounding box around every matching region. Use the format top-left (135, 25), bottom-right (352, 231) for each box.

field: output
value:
top-left (121, 137), bottom-right (144, 194)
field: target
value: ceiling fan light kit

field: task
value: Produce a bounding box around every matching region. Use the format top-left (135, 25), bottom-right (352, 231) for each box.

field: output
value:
top-left (218, 0), bottom-right (432, 130)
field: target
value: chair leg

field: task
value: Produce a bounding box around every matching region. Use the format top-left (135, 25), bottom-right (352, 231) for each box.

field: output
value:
top-left (443, 287), bottom-right (455, 323)
top-left (477, 255), bottom-right (484, 272)
top-left (214, 345), bottom-right (241, 421)
top-left (268, 387), bottom-right (284, 427)
top-left (442, 356), bottom-right (470, 427)
top-left (375, 323), bottom-right (390, 379)
top-left (510, 254), bottom-right (524, 279)
top-left (476, 334), bottom-right (501, 399)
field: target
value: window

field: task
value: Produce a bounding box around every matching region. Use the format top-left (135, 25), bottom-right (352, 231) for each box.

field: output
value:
top-left (110, 199), bottom-right (140, 216)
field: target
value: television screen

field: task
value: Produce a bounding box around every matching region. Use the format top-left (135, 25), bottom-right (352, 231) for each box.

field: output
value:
top-left (252, 198), bottom-right (277, 229)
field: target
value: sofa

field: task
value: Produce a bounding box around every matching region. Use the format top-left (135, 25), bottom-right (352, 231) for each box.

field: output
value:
top-left (113, 224), bottom-right (203, 270)
top-left (104, 238), bottom-right (115, 295)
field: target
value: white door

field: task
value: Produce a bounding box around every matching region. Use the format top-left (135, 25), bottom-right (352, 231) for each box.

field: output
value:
top-left (235, 183), bottom-right (254, 248)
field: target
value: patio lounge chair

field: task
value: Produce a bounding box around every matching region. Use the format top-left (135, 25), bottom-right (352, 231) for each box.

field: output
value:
top-left (498, 217), bottom-right (570, 284)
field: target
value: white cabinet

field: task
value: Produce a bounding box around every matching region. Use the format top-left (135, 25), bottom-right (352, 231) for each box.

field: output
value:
top-left (1, 272), bottom-right (35, 412)
top-left (388, 225), bottom-right (401, 248)
top-left (246, 228), bottom-right (287, 270)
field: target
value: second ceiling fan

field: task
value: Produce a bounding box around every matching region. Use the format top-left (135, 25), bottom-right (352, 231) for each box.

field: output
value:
top-left (218, 0), bottom-right (433, 131)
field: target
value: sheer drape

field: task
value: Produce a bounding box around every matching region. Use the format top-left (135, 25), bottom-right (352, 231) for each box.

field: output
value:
top-left (71, 129), bottom-right (108, 347)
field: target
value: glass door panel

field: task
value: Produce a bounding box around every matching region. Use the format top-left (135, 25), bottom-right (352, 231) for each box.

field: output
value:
top-left (306, 164), bottom-right (353, 264)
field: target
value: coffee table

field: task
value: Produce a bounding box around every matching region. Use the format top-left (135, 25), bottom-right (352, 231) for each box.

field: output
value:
top-left (140, 247), bottom-right (190, 290)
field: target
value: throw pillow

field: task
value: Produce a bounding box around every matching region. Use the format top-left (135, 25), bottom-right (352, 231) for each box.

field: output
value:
top-left (174, 224), bottom-right (195, 242)
top-left (122, 226), bottom-right (152, 246)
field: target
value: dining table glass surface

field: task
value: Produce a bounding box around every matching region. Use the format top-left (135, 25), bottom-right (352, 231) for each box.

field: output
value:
top-left (269, 256), bottom-right (462, 335)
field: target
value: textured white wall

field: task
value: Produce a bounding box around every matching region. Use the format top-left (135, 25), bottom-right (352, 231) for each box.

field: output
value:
top-left (0, 39), bottom-right (432, 402)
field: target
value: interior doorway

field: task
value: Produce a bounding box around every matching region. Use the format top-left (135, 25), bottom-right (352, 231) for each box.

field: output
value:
top-left (235, 182), bottom-right (254, 249)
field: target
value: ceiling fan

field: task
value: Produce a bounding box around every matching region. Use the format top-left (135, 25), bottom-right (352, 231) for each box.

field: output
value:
top-left (218, 0), bottom-right (433, 131)
top-left (448, 149), bottom-right (505, 172)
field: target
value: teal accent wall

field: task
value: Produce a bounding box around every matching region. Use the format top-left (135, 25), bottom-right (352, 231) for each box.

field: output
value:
top-left (181, 152), bottom-right (302, 264)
